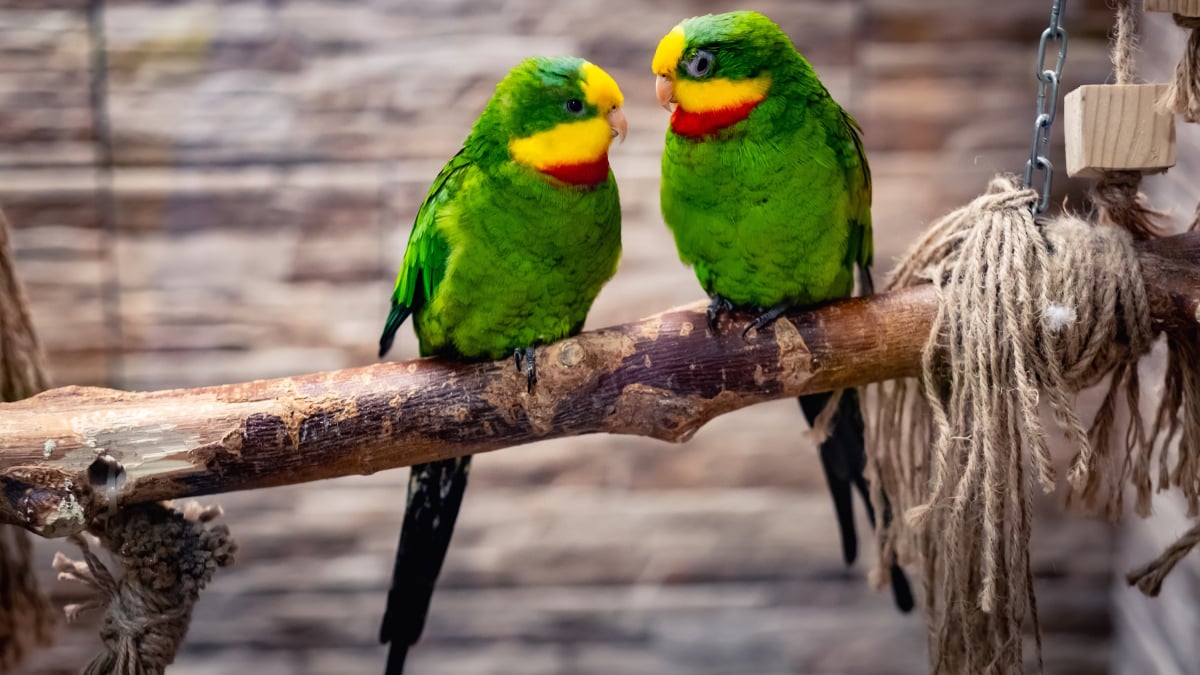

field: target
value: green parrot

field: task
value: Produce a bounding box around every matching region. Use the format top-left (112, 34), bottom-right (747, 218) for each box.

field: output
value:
top-left (377, 56), bottom-right (626, 673)
top-left (652, 11), bottom-right (912, 611)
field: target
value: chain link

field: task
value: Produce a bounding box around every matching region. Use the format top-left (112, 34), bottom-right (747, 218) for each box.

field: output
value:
top-left (1022, 0), bottom-right (1068, 214)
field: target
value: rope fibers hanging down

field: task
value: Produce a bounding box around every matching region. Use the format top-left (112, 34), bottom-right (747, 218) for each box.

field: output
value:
top-left (866, 175), bottom-right (1200, 674)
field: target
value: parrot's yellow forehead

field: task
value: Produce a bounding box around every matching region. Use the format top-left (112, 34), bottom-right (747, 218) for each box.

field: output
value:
top-left (652, 26), bottom-right (686, 76)
top-left (581, 62), bottom-right (624, 110)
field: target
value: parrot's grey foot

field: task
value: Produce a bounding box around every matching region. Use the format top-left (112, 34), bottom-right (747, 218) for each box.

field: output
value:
top-left (706, 295), bottom-right (734, 333)
top-left (742, 303), bottom-right (790, 340)
top-left (513, 346), bottom-right (537, 391)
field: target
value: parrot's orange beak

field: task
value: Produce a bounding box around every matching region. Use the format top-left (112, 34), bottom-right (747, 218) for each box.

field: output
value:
top-left (652, 25), bottom-right (685, 112)
top-left (607, 106), bottom-right (628, 143)
top-left (656, 75), bottom-right (676, 112)
top-left (609, 105), bottom-right (628, 142)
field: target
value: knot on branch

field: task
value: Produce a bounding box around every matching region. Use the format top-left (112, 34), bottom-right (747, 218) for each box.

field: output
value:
top-left (53, 502), bottom-right (236, 674)
top-left (867, 174), bottom-right (1199, 674)
top-left (1091, 169), bottom-right (1166, 240)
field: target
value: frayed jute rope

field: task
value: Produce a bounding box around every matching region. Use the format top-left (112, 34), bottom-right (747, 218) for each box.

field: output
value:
top-left (1111, 0), bottom-right (1141, 86)
top-left (1159, 13), bottom-right (1200, 123)
top-left (53, 501), bottom-right (236, 675)
top-left (864, 174), bottom-right (1200, 674)
top-left (1097, 1), bottom-right (1168, 242)
top-left (1126, 520), bottom-right (1200, 595)
top-left (1098, 0), bottom-right (1200, 598)
top-left (0, 205), bottom-right (56, 670)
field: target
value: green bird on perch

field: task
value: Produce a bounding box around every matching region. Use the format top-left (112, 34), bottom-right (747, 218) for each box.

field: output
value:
top-left (377, 56), bottom-right (626, 673)
top-left (652, 10), bottom-right (913, 611)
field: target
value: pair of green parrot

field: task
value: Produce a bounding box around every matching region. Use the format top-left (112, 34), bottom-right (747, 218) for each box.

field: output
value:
top-left (376, 10), bottom-right (912, 673)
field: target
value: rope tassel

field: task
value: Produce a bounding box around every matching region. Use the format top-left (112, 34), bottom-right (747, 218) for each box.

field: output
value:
top-left (53, 502), bottom-right (236, 675)
top-left (865, 174), bottom-right (1200, 674)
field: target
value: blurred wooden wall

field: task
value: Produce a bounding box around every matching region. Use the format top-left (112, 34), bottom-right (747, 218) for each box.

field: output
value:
top-left (0, 1), bottom-right (1173, 674)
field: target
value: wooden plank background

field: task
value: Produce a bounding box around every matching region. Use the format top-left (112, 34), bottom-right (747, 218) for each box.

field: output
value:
top-left (4, 1), bottom-right (1194, 673)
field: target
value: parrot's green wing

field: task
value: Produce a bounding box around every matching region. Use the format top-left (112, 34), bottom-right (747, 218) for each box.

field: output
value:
top-left (378, 150), bottom-right (469, 357)
top-left (836, 109), bottom-right (874, 295)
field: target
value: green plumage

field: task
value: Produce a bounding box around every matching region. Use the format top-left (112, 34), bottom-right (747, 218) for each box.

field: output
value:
top-left (377, 56), bottom-right (623, 673)
top-left (660, 11), bottom-right (872, 307)
top-left (656, 12), bottom-right (913, 613)
top-left (382, 56), bottom-right (622, 362)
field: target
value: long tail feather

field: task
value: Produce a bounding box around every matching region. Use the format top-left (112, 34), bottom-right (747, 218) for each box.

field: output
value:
top-left (380, 456), bottom-right (472, 673)
top-left (799, 390), bottom-right (914, 613)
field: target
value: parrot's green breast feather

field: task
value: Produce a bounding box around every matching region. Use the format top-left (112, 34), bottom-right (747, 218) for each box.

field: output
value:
top-left (386, 145), bottom-right (620, 362)
top-left (382, 57), bottom-right (622, 362)
top-left (660, 20), bottom-right (872, 309)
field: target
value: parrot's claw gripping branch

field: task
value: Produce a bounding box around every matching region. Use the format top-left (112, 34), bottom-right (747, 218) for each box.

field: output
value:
top-left (705, 294), bottom-right (734, 333)
top-left (742, 303), bottom-right (793, 341)
top-left (513, 346), bottom-right (538, 391)
top-left (1, 232), bottom-right (1198, 538)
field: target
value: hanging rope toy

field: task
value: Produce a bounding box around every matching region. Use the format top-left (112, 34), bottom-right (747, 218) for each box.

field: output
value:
top-left (866, 1), bottom-right (1200, 672)
top-left (53, 501), bottom-right (237, 674)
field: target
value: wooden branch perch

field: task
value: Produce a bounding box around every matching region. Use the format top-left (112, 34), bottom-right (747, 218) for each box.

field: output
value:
top-left (3, 233), bottom-right (1200, 538)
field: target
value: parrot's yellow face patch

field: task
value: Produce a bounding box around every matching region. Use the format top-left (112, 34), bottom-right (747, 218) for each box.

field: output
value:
top-left (581, 62), bottom-right (624, 111)
top-left (653, 26), bottom-right (770, 114)
top-left (652, 26), bottom-right (686, 76)
top-left (507, 61), bottom-right (624, 185)
top-left (509, 117), bottom-right (614, 170)
top-left (674, 75), bottom-right (771, 113)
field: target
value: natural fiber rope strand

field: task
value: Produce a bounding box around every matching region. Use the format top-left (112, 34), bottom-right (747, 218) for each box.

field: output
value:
top-left (1126, 520), bottom-right (1200, 596)
top-left (1112, 0), bottom-right (1140, 85)
top-left (54, 502), bottom-right (236, 674)
top-left (867, 175), bottom-right (1161, 674)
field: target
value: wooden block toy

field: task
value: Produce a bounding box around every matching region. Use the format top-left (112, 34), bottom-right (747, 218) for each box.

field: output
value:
top-left (1064, 83), bottom-right (1177, 177)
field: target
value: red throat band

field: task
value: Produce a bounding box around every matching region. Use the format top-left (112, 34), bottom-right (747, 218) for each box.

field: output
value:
top-left (541, 156), bottom-right (611, 186)
top-left (670, 99), bottom-right (763, 138)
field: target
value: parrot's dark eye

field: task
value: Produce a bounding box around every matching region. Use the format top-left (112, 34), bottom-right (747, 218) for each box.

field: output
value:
top-left (686, 50), bottom-right (714, 78)
top-left (564, 98), bottom-right (585, 114)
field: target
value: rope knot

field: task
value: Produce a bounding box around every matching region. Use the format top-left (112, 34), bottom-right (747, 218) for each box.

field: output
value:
top-left (1042, 215), bottom-right (1155, 388)
top-left (864, 171), bottom-right (1196, 674)
top-left (54, 501), bottom-right (236, 674)
top-left (1092, 170), bottom-right (1166, 240)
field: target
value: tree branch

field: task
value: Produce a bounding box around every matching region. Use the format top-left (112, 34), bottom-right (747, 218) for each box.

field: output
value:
top-left (3, 232), bottom-right (1200, 538)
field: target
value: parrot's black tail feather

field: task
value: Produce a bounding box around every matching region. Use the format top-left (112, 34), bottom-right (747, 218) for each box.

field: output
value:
top-left (380, 456), bottom-right (472, 674)
top-left (890, 559), bottom-right (916, 613)
top-left (858, 263), bottom-right (875, 297)
top-left (800, 390), bottom-right (861, 566)
top-left (378, 303), bottom-right (413, 358)
top-left (799, 389), bottom-right (914, 613)
top-left (384, 644), bottom-right (408, 675)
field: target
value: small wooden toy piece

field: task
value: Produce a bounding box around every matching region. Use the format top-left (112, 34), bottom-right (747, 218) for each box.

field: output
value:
top-left (1144, 0), bottom-right (1200, 16)
top-left (1064, 83), bottom-right (1177, 177)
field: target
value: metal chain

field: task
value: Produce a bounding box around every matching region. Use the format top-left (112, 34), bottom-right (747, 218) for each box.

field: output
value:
top-left (1023, 0), bottom-right (1069, 214)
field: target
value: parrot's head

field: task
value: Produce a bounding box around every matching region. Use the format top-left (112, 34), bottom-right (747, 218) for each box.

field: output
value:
top-left (651, 11), bottom-right (795, 137)
top-left (486, 56), bottom-right (627, 187)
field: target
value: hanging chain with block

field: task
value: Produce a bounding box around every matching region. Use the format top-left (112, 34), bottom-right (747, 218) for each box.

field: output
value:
top-left (1024, 0), bottom-right (1069, 213)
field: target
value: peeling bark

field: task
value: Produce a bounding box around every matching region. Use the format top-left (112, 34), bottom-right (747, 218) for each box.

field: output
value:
top-left (1, 232), bottom-right (1198, 538)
